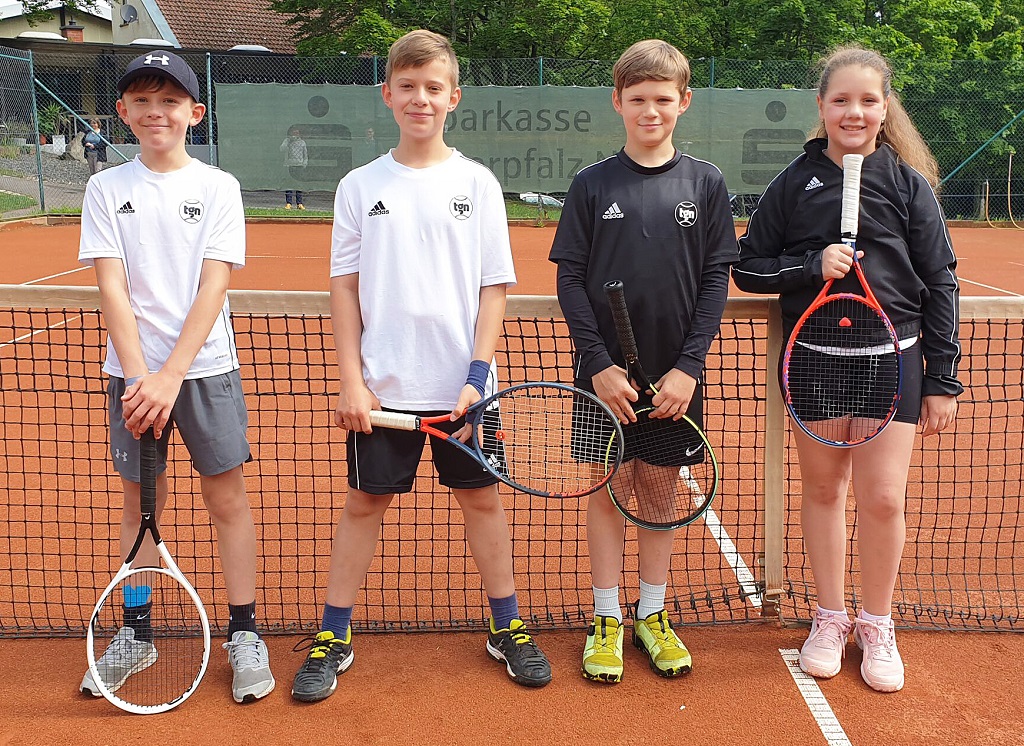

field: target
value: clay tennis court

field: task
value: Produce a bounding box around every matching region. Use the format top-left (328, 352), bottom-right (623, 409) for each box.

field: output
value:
top-left (0, 219), bottom-right (1022, 745)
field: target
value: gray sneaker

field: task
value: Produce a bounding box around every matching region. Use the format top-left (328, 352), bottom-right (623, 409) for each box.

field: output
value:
top-left (81, 626), bottom-right (158, 696)
top-left (223, 630), bottom-right (275, 703)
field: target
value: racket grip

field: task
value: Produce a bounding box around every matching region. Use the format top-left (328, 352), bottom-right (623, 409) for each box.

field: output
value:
top-left (603, 280), bottom-right (640, 360)
top-left (140, 430), bottom-right (158, 516)
top-left (368, 410), bottom-right (420, 431)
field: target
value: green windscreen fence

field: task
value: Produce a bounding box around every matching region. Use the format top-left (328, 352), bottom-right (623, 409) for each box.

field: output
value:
top-left (214, 85), bottom-right (818, 194)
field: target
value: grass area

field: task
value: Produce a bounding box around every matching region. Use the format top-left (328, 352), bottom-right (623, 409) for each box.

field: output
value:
top-left (0, 191), bottom-right (37, 214)
top-left (243, 199), bottom-right (563, 223)
top-left (505, 198), bottom-right (562, 222)
top-left (245, 207), bottom-right (332, 218)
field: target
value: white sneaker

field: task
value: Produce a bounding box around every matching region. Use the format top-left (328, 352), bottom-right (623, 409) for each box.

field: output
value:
top-left (854, 617), bottom-right (904, 692)
top-left (81, 626), bottom-right (158, 696)
top-left (223, 630), bottom-right (276, 703)
top-left (798, 609), bottom-right (852, 679)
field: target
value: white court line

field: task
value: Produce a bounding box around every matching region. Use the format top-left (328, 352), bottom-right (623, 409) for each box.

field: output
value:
top-left (0, 268), bottom-right (86, 348)
top-left (682, 467), bottom-right (761, 609)
top-left (21, 266), bottom-right (88, 285)
top-left (958, 277), bottom-right (1023, 297)
top-left (780, 649), bottom-right (852, 745)
top-left (0, 315), bottom-right (78, 350)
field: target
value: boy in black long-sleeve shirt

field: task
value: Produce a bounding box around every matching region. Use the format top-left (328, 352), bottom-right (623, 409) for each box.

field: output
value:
top-left (549, 39), bottom-right (737, 684)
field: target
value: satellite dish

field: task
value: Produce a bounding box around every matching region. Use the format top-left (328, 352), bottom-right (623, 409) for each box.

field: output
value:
top-left (120, 4), bottom-right (138, 24)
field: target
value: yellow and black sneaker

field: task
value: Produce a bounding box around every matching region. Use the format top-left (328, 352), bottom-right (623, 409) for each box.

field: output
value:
top-left (486, 618), bottom-right (552, 687)
top-left (633, 607), bottom-right (692, 677)
top-left (290, 628), bottom-right (354, 702)
top-left (582, 615), bottom-right (624, 684)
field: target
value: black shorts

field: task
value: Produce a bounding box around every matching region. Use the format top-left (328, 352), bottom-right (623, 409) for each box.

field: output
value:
top-left (346, 409), bottom-right (499, 494)
top-left (571, 379), bottom-right (706, 467)
top-left (778, 340), bottom-right (923, 425)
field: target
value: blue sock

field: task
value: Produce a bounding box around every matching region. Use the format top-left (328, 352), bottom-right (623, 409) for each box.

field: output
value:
top-left (322, 603), bottom-right (353, 639)
top-left (488, 593), bottom-right (520, 631)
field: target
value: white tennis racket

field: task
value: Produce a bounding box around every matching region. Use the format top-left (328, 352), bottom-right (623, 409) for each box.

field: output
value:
top-left (86, 430), bottom-right (211, 714)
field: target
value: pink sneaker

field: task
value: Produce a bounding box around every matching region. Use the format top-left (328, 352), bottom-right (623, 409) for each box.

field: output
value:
top-left (799, 610), bottom-right (853, 678)
top-left (854, 617), bottom-right (904, 692)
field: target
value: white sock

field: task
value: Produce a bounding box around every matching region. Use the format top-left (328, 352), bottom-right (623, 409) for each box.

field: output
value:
top-left (858, 608), bottom-right (892, 624)
top-left (637, 579), bottom-right (667, 620)
top-left (816, 604), bottom-right (848, 619)
top-left (593, 586), bottom-right (622, 622)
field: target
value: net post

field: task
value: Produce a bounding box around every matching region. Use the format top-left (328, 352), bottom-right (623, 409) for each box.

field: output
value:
top-left (761, 298), bottom-right (786, 618)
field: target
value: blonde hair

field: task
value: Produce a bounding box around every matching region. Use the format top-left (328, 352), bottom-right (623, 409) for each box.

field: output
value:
top-left (612, 40), bottom-right (690, 95)
top-left (812, 46), bottom-right (939, 187)
top-left (385, 30), bottom-right (459, 88)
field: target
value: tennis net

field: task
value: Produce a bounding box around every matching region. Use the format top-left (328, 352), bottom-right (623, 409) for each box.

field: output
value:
top-left (0, 287), bottom-right (1020, 637)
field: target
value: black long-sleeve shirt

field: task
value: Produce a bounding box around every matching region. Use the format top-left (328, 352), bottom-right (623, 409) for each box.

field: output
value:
top-left (549, 149), bottom-right (737, 382)
top-left (734, 139), bottom-right (962, 396)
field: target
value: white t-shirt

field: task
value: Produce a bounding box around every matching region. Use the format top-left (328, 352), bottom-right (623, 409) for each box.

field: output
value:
top-left (331, 149), bottom-right (516, 410)
top-left (79, 157), bottom-right (245, 380)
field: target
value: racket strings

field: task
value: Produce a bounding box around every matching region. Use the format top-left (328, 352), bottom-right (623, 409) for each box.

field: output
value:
top-left (90, 570), bottom-right (206, 708)
top-left (787, 296), bottom-right (901, 443)
top-left (476, 385), bottom-right (622, 497)
top-left (609, 412), bottom-right (715, 529)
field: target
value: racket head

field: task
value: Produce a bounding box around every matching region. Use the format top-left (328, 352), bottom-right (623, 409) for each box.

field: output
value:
top-left (605, 408), bottom-right (719, 530)
top-left (86, 549), bottom-right (211, 714)
top-left (783, 293), bottom-right (902, 446)
top-left (470, 382), bottom-right (624, 498)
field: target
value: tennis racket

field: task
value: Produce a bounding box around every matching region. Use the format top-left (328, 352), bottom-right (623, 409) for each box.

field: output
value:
top-left (601, 280), bottom-right (719, 530)
top-left (782, 153), bottom-right (902, 446)
top-left (86, 430), bottom-right (210, 714)
top-left (367, 382), bottom-right (623, 498)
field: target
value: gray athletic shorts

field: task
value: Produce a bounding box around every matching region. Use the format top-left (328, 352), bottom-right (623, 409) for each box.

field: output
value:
top-left (108, 369), bottom-right (251, 481)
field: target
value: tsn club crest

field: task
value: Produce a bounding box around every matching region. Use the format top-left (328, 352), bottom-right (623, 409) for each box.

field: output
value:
top-left (179, 199), bottom-right (204, 224)
top-left (450, 195), bottom-right (473, 220)
top-left (675, 201), bottom-right (697, 227)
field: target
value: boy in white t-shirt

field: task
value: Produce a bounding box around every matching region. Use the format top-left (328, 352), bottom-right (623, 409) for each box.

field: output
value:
top-left (77, 51), bottom-right (275, 704)
top-left (289, 30), bottom-right (551, 703)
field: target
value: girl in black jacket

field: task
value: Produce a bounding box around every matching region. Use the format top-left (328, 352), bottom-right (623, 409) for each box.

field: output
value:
top-left (734, 46), bottom-right (960, 693)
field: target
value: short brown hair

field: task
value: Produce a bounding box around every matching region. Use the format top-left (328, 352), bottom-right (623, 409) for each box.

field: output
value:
top-left (612, 40), bottom-right (690, 94)
top-left (385, 30), bottom-right (459, 88)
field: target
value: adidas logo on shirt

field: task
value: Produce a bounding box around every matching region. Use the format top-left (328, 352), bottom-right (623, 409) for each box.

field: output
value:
top-left (367, 200), bottom-right (389, 217)
top-left (602, 202), bottom-right (624, 220)
top-left (116, 201), bottom-right (135, 215)
top-left (804, 176), bottom-right (824, 192)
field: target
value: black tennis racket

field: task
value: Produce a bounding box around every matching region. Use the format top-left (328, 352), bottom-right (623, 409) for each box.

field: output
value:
top-left (368, 381), bottom-right (623, 498)
top-left (782, 153), bottom-right (902, 446)
top-left (601, 280), bottom-right (719, 530)
top-left (86, 430), bottom-right (210, 714)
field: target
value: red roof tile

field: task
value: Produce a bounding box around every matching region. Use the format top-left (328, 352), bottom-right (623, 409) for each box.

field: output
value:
top-left (158, 0), bottom-right (298, 53)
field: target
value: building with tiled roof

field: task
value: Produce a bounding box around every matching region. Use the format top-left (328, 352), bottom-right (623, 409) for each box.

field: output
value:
top-left (110, 0), bottom-right (297, 52)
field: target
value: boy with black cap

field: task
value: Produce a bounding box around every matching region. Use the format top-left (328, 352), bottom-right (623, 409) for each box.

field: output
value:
top-left (78, 51), bottom-right (275, 703)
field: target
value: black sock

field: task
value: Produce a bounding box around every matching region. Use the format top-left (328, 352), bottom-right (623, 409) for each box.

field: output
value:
top-left (123, 601), bottom-right (153, 643)
top-left (227, 601), bottom-right (258, 638)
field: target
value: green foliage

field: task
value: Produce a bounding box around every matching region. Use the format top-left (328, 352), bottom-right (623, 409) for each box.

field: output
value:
top-left (37, 102), bottom-right (71, 136)
top-left (268, 0), bottom-right (1024, 61)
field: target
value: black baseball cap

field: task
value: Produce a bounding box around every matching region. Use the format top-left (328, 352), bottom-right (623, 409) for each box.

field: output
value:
top-left (117, 51), bottom-right (202, 102)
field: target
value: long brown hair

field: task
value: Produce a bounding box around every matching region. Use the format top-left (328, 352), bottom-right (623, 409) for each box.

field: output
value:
top-left (811, 46), bottom-right (939, 187)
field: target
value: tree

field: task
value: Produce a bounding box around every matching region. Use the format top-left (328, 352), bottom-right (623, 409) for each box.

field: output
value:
top-left (19, 1), bottom-right (104, 26)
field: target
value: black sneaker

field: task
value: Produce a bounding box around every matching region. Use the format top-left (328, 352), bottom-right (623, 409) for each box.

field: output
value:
top-left (486, 618), bottom-right (552, 687)
top-left (290, 629), bottom-right (355, 702)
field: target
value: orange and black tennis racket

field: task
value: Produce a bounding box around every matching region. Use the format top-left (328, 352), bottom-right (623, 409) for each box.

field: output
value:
top-left (782, 153), bottom-right (902, 446)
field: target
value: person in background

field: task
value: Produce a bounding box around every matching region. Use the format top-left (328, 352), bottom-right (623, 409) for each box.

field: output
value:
top-left (281, 125), bottom-right (307, 209)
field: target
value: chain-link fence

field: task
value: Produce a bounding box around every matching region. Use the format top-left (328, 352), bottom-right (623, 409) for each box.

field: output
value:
top-left (3, 44), bottom-right (1024, 221)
